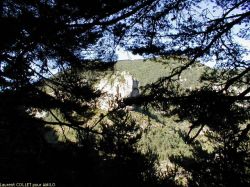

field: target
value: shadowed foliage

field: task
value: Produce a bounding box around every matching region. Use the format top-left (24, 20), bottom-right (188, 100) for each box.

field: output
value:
top-left (0, 0), bottom-right (249, 186)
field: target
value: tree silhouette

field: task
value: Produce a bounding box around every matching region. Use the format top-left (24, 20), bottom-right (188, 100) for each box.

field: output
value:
top-left (166, 88), bottom-right (250, 186)
top-left (0, 0), bottom-right (249, 186)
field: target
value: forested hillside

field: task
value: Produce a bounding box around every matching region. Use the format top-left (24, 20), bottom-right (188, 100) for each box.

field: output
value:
top-left (41, 58), bottom-right (244, 186)
top-left (115, 58), bottom-right (208, 87)
top-left (1, 0), bottom-right (249, 186)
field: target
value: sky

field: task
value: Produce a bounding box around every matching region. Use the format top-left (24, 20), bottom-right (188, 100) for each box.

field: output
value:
top-left (116, 38), bottom-right (250, 67)
top-left (116, 1), bottom-right (250, 67)
top-left (116, 47), bottom-right (143, 61)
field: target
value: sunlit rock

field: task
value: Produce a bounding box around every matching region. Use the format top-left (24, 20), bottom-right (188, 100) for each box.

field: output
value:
top-left (96, 71), bottom-right (140, 110)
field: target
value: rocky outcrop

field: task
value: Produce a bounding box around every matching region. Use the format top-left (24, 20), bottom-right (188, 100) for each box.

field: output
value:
top-left (95, 71), bottom-right (140, 110)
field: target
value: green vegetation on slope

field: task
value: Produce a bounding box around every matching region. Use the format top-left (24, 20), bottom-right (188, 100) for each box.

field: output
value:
top-left (115, 58), bottom-right (208, 88)
top-left (41, 58), bottom-right (249, 186)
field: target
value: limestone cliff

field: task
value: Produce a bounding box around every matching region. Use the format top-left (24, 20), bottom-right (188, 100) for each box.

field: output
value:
top-left (95, 71), bottom-right (140, 110)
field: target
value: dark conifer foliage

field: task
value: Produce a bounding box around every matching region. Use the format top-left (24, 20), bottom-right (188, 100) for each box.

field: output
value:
top-left (0, 0), bottom-right (249, 186)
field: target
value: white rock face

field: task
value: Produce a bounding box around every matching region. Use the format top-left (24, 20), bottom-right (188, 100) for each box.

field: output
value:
top-left (96, 71), bottom-right (139, 110)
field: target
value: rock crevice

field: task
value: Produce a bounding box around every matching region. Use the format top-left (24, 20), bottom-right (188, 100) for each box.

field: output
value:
top-left (96, 71), bottom-right (140, 110)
